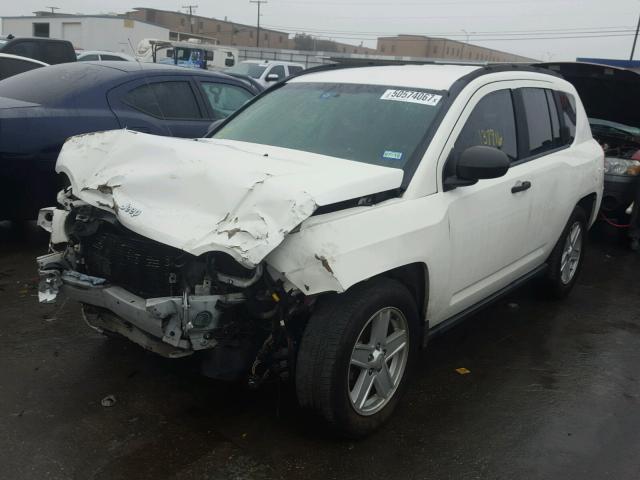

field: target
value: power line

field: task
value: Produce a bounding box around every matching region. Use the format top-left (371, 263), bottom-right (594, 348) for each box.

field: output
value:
top-left (262, 23), bottom-right (637, 38)
top-left (273, 29), bottom-right (637, 43)
top-left (268, 0), bottom-right (579, 5)
top-left (262, 23), bottom-right (638, 42)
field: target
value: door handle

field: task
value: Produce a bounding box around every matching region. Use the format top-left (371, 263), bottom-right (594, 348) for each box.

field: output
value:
top-left (511, 181), bottom-right (532, 194)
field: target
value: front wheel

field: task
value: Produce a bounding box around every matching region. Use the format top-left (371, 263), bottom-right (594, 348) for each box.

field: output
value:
top-left (295, 278), bottom-right (419, 438)
top-left (543, 206), bottom-right (587, 299)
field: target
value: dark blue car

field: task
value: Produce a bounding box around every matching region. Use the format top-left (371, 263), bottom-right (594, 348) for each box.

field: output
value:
top-left (0, 61), bottom-right (261, 220)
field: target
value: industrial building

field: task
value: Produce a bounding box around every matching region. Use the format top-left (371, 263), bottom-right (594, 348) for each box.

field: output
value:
top-left (126, 8), bottom-right (375, 54)
top-left (0, 13), bottom-right (170, 54)
top-left (377, 35), bottom-right (534, 62)
top-left (1, 9), bottom-right (533, 62)
top-left (125, 7), bottom-right (290, 49)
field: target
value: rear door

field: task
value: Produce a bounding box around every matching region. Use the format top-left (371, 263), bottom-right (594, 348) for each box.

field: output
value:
top-left (107, 75), bottom-right (211, 137)
top-left (516, 87), bottom-right (582, 262)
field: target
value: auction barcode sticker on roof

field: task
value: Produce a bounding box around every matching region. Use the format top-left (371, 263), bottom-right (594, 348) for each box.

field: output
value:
top-left (380, 89), bottom-right (442, 106)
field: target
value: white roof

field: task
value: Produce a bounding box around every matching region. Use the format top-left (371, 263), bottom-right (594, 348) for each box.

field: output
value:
top-left (289, 64), bottom-right (481, 90)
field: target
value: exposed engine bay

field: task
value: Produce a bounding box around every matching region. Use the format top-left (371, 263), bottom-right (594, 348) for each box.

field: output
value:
top-left (38, 198), bottom-right (311, 384)
top-left (593, 125), bottom-right (640, 174)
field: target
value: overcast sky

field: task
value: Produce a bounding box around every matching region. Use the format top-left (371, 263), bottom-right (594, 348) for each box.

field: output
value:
top-left (2, 0), bottom-right (640, 61)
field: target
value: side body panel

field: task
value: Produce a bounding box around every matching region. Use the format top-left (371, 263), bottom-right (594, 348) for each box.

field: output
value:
top-left (269, 71), bottom-right (604, 328)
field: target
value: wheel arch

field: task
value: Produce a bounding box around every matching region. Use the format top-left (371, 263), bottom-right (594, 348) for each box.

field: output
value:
top-left (379, 262), bottom-right (429, 323)
top-left (379, 262), bottom-right (430, 348)
top-left (577, 192), bottom-right (599, 226)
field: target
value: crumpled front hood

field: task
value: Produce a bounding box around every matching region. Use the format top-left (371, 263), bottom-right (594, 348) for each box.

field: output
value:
top-left (56, 130), bottom-right (404, 267)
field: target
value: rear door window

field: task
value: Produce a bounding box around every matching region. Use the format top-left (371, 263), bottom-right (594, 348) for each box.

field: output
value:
top-left (123, 81), bottom-right (202, 119)
top-left (79, 54), bottom-right (99, 61)
top-left (520, 88), bottom-right (554, 156)
top-left (288, 65), bottom-right (304, 76)
top-left (453, 89), bottom-right (518, 162)
top-left (4, 41), bottom-right (38, 60)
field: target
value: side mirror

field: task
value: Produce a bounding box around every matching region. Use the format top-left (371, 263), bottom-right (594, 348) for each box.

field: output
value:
top-left (445, 145), bottom-right (510, 190)
top-left (265, 73), bottom-right (280, 82)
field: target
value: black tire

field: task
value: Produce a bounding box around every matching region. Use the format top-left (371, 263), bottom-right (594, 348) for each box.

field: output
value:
top-left (296, 278), bottom-right (420, 438)
top-left (543, 206), bottom-right (587, 299)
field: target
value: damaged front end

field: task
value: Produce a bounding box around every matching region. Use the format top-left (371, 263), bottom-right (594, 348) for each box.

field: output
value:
top-left (36, 129), bottom-right (405, 382)
top-left (37, 195), bottom-right (308, 382)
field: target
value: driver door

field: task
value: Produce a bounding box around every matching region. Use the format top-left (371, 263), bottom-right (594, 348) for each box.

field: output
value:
top-left (440, 85), bottom-right (538, 319)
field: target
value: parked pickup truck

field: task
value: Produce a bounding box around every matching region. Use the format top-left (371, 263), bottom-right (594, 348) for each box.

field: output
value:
top-left (37, 63), bottom-right (603, 437)
top-left (0, 36), bottom-right (76, 64)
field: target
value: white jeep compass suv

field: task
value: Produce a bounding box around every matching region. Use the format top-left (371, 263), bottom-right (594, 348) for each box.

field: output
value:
top-left (37, 64), bottom-right (604, 437)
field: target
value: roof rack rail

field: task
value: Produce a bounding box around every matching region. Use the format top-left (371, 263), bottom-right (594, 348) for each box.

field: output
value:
top-left (287, 60), bottom-right (562, 82)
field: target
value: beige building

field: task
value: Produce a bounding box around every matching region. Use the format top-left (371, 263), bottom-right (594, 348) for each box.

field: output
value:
top-left (377, 35), bottom-right (534, 62)
top-left (126, 7), bottom-right (290, 49)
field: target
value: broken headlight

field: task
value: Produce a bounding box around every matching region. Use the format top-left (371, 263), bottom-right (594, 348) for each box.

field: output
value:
top-left (604, 157), bottom-right (640, 176)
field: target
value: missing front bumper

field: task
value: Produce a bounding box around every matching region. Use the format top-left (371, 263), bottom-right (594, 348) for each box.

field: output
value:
top-left (37, 254), bottom-right (245, 357)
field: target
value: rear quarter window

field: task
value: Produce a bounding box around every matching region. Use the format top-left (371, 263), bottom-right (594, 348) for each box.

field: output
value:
top-left (557, 91), bottom-right (577, 144)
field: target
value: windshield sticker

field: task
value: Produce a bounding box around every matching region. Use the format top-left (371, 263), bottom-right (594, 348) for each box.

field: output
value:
top-left (382, 150), bottom-right (404, 161)
top-left (380, 89), bottom-right (442, 106)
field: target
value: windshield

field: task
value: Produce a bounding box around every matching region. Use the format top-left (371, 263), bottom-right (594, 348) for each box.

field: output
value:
top-left (213, 82), bottom-right (445, 168)
top-left (225, 63), bottom-right (267, 79)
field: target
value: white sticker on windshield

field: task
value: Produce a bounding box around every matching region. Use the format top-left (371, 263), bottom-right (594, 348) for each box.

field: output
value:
top-left (380, 89), bottom-right (442, 106)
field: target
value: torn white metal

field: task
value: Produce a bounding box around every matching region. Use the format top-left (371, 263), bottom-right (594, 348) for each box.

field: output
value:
top-left (56, 130), bottom-right (404, 268)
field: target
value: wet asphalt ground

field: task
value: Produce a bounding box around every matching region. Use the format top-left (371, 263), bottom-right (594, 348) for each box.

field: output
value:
top-left (1, 221), bottom-right (639, 480)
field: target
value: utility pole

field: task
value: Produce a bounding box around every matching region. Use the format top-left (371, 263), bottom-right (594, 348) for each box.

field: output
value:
top-left (250, 0), bottom-right (267, 48)
top-left (631, 12), bottom-right (640, 61)
top-left (182, 5), bottom-right (198, 34)
top-left (45, 6), bottom-right (60, 14)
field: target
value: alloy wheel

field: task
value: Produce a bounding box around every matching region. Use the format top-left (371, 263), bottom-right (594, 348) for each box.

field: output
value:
top-left (348, 307), bottom-right (410, 416)
top-left (560, 221), bottom-right (583, 285)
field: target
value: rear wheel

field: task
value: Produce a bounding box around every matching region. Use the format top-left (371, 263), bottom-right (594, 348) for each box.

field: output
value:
top-left (296, 278), bottom-right (419, 438)
top-left (543, 206), bottom-right (587, 299)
